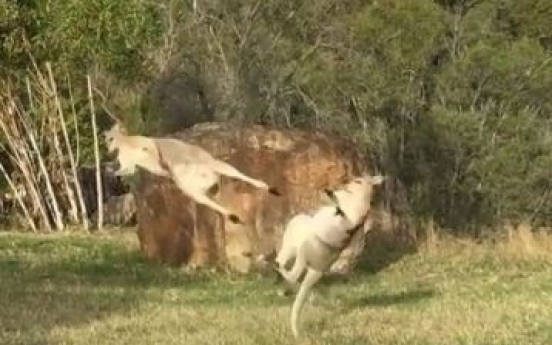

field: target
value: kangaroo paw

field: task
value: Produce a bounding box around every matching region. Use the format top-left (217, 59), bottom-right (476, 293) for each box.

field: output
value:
top-left (263, 249), bottom-right (277, 263)
top-left (268, 187), bottom-right (281, 196)
top-left (228, 214), bottom-right (244, 224)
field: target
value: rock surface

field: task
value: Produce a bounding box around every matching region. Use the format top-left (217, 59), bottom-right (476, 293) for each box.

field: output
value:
top-left (132, 122), bottom-right (413, 273)
top-left (101, 193), bottom-right (136, 226)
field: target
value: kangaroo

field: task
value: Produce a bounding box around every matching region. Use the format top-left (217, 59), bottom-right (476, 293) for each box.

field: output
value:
top-left (275, 174), bottom-right (385, 338)
top-left (103, 123), bottom-right (281, 224)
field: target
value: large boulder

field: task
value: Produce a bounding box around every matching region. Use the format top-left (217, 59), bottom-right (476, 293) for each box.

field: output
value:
top-left (98, 193), bottom-right (136, 226)
top-left (132, 122), bottom-right (414, 273)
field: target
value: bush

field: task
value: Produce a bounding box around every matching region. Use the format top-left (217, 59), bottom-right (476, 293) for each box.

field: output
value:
top-left (1, 0), bottom-right (551, 233)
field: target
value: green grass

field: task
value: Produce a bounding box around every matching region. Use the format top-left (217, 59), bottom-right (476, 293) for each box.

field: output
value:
top-left (1, 231), bottom-right (551, 345)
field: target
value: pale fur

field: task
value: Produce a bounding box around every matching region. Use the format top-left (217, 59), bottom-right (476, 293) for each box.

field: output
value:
top-left (103, 124), bottom-right (169, 177)
top-left (275, 174), bottom-right (384, 338)
top-left (103, 123), bottom-right (280, 224)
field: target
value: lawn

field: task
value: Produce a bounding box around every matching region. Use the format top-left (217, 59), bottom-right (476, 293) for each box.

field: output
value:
top-left (0, 229), bottom-right (551, 345)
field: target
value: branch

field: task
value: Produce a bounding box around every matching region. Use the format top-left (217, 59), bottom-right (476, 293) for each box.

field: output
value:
top-left (88, 75), bottom-right (103, 231)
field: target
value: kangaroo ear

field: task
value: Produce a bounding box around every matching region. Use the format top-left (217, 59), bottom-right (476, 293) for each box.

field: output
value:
top-left (110, 120), bottom-right (129, 134)
top-left (104, 122), bottom-right (119, 137)
top-left (371, 175), bottom-right (385, 185)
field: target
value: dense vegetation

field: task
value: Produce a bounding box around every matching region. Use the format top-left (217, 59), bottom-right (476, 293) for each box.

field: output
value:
top-left (1, 0), bottom-right (551, 233)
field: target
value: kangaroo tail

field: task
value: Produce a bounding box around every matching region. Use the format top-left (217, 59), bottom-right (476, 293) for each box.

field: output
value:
top-left (290, 269), bottom-right (323, 338)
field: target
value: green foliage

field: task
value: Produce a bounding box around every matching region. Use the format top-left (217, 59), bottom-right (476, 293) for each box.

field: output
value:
top-left (0, 0), bottom-right (36, 74)
top-left (31, 0), bottom-right (162, 80)
top-left (497, 0), bottom-right (552, 50)
top-left (1, 0), bottom-right (551, 232)
top-left (437, 37), bottom-right (552, 113)
top-left (403, 106), bottom-right (552, 230)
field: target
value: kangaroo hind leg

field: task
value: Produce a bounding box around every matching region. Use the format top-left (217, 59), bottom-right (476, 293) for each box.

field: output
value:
top-left (187, 189), bottom-right (244, 224)
top-left (278, 252), bottom-right (307, 286)
top-left (210, 160), bottom-right (281, 196)
top-left (172, 169), bottom-right (243, 224)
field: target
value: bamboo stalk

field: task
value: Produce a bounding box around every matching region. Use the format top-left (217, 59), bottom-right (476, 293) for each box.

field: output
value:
top-left (0, 163), bottom-right (37, 232)
top-left (87, 75), bottom-right (103, 230)
top-left (25, 77), bottom-right (35, 112)
top-left (46, 63), bottom-right (88, 229)
top-left (7, 94), bottom-right (55, 221)
top-left (67, 75), bottom-right (89, 230)
top-left (67, 75), bottom-right (81, 165)
top-left (0, 101), bottom-right (53, 232)
top-left (0, 140), bottom-right (50, 232)
top-left (22, 78), bottom-right (41, 174)
top-left (53, 127), bottom-right (79, 223)
top-left (18, 101), bottom-right (65, 231)
top-left (9, 89), bottom-right (65, 231)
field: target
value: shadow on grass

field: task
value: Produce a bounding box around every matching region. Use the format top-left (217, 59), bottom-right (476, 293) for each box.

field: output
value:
top-left (294, 230), bottom-right (419, 294)
top-left (309, 288), bottom-right (437, 333)
top-left (257, 228), bottom-right (420, 305)
top-left (358, 229), bottom-right (418, 274)
top-left (0, 233), bottom-right (276, 344)
top-left (0, 227), bottom-right (420, 344)
top-left (348, 288), bottom-right (436, 308)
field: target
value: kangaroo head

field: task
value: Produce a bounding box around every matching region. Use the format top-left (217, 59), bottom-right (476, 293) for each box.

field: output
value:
top-left (325, 174), bottom-right (385, 224)
top-left (103, 122), bottom-right (128, 154)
